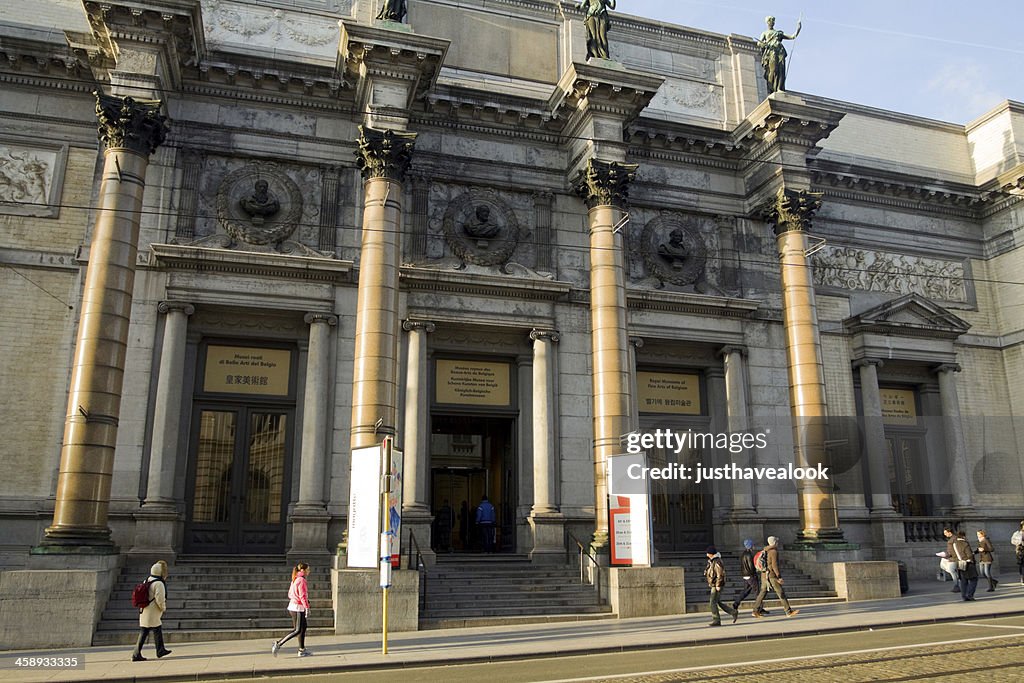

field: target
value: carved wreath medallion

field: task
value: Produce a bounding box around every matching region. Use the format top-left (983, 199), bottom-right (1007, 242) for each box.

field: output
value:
top-left (442, 190), bottom-right (520, 267)
top-left (216, 164), bottom-right (303, 246)
top-left (640, 215), bottom-right (707, 287)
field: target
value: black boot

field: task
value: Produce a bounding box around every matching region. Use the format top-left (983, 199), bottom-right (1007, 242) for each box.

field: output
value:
top-left (132, 629), bottom-right (148, 661)
top-left (154, 627), bottom-right (172, 658)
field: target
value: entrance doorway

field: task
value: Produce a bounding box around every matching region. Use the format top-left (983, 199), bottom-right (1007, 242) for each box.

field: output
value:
top-left (430, 416), bottom-right (515, 553)
top-left (886, 433), bottom-right (931, 516)
top-left (649, 441), bottom-right (713, 551)
top-left (184, 406), bottom-right (294, 553)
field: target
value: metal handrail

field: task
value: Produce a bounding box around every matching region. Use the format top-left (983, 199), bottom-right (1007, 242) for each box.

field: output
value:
top-left (407, 529), bottom-right (427, 610)
top-left (566, 530), bottom-right (603, 604)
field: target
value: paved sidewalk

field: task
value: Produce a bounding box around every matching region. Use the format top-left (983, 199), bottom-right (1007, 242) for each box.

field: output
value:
top-left (4, 584), bottom-right (1024, 682)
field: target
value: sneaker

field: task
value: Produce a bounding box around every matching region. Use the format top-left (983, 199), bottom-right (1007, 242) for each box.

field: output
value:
top-left (156, 649), bottom-right (172, 659)
top-left (752, 611), bottom-right (763, 618)
top-left (297, 649), bottom-right (312, 657)
top-left (786, 609), bottom-right (799, 617)
top-left (708, 621), bottom-right (721, 627)
top-left (271, 642), bottom-right (280, 658)
top-left (131, 654), bottom-right (147, 662)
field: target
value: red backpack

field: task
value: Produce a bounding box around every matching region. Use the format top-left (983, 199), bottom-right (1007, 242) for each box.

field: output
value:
top-left (131, 581), bottom-right (152, 609)
top-left (754, 550), bottom-right (769, 572)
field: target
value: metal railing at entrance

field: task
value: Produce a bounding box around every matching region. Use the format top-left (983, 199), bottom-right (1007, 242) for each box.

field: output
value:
top-left (407, 530), bottom-right (427, 612)
top-left (566, 530), bottom-right (603, 605)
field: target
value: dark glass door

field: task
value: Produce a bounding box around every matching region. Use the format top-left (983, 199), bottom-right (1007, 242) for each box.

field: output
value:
top-left (185, 406), bottom-right (293, 553)
top-left (886, 434), bottom-right (931, 517)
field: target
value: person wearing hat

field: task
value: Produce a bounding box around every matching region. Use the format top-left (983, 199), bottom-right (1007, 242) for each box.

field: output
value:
top-left (704, 545), bottom-right (739, 626)
top-left (752, 536), bottom-right (799, 618)
top-left (732, 539), bottom-right (769, 616)
top-left (131, 560), bottom-right (172, 662)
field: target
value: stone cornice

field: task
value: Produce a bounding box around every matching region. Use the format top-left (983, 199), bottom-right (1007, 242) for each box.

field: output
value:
top-left (552, 61), bottom-right (665, 131)
top-left (843, 293), bottom-right (971, 341)
top-left (400, 267), bottom-right (572, 302)
top-left (83, 0), bottom-right (206, 89)
top-left (0, 30), bottom-right (99, 82)
top-left (338, 20), bottom-right (451, 113)
top-left (188, 58), bottom-right (347, 101)
top-left (626, 289), bottom-right (760, 317)
top-left (148, 243), bottom-right (352, 282)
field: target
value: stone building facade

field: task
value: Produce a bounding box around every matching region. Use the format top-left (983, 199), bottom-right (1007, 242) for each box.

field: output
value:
top-left (1, 0), bottom-right (1023, 602)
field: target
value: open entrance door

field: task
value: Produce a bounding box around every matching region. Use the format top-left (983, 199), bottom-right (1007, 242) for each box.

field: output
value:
top-left (429, 415), bottom-right (515, 553)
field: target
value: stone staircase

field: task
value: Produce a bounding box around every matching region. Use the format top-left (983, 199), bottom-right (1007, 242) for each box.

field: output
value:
top-left (93, 556), bottom-right (334, 645)
top-left (420, 555), bottom-right (613, 629)
top-left (660, 551), bottom-right (841, 613)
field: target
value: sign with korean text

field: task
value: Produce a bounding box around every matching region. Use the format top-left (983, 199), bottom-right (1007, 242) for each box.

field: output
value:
top-left (881, 388), bottom-right (917, 426)
top-left (203, 346), bottom-right (291, 396)
top-left (637, 371), bottom-right (701, 415)
top-left (435, 360), bottom-right (511, 406)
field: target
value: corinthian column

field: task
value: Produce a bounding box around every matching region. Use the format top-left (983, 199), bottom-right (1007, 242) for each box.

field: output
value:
top-left (349, 125), bottom-right (416, 451)
top-left (38, 93), bottom-right (167, 553)
top-left (761, 187), bottom-right (843, 543)
top-left (573, 159), bottom-right (637, 552)
top-left (934, 363), bottom-right (973, 514)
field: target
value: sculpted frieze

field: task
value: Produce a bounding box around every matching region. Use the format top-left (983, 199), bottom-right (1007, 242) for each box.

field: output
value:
top-left (811, 245), bottom-right (967, 302)
top-left (0, 141), bottom-right (66, 217)
top-left (201, 0), bottom-right (340, 55)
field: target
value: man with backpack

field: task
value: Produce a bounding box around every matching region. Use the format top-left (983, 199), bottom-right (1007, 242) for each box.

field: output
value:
top-left (732, 539), bottom-right (770, 616)
top-left (131, 560), bottom-right (172, 662)
top-left (704, 545), bottom-right (739, 626)
top-left (751, 536), bottom-right (799, 618)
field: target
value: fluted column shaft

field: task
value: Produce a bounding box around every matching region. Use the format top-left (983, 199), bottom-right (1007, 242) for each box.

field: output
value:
top-left (349, 126), bottom-right (416, 451)
top-left (765, 188), bottom-right (842, 542)
top-left (935, 364), bottom-right (973, 513)
top-left (402, 321), bottom-right (434, 514)
top-left (297, 313), bottom-right (338, 507)
top-left (43, 93), bottom-right (167, 548)
top-left (855, 359), bottom-right (896, 514)
top-left (531, 330), bottom-right (560, 514)
top-left (721, 346), bottom-right (755, 513)
top-left (143, 302), bottom-right (194, 508)
top-left (573, 159), bottom-right (637, 551)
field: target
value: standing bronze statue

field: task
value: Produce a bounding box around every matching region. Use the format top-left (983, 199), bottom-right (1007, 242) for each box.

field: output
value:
top-left (376, 0), bottom-right (407, 23)
top-left (758, 15), bottom-right (801, 93)
top-left (579, 0), bottom-right (616, 60)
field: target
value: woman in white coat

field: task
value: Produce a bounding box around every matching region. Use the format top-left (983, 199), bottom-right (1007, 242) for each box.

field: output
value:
top-left (132, 560), bottom-right (172, 662)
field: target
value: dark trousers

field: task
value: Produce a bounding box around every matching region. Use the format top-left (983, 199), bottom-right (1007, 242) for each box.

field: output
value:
top-left (709, 588), bottom-right (737, 623)
top-left (133, 626), bottom-right (167, 657)
top-left (962, 576), bottom-right (979, 600)
top-left (732, 576), bottom-right (759, 608)
top-left (276, 610), bottom-right (307, 649)
top-left (753, 574), bottom-right (792, 614)
top-left (480, 523), bottom-right (495, 552)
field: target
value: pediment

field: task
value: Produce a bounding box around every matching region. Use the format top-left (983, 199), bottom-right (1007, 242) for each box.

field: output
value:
top-left (843, 293), bottom-right (971, 339)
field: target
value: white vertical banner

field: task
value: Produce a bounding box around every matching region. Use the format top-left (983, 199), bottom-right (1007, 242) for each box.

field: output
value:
top-left (607, 452), bottom-right (652, 567)
top-left (347, 446), bottom-right (382, 568)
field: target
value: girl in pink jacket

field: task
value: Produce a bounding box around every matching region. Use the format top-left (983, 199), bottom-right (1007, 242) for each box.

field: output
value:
top-left (271, 563), bottom-right (311, 657)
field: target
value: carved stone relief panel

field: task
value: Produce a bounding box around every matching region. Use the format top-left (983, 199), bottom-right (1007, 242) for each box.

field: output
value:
top-left (185, 157), bottom-right (331, 257)
top-left (0, 139), bottom-right (68, 218)
top-left (424, 184), bottom-right (547, 278)
top-left (201, 0), bottom-right (344, 58)
top-left (811, 245), bottom-right (967, 303)
top-left (629, 212), bottom-right (718, 292)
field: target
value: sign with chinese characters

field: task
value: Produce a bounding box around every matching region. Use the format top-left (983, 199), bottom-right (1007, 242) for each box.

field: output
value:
top-left (203, 346), bottom-right (291, 396)
top-left (881, 388), bottom-right (918, 426)
top-left (435, 359), bottom-right (511, 406)
top-left (637, 372), bottom-right (702, 414)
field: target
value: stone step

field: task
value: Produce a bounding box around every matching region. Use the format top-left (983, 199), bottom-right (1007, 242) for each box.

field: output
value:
top-left (113, 580), bottom-right (332, 592)
top-left (92, 627), bottom-right (336, 646)
top-left (96, 616), bottom-right (336, 631)
top-left (424, 604), bottom-right (613, 619)
top-left (424, 597), bottom-right (601, 610)
top-left (424, 585), bottom-right (598, 597)
top-left (687, 596), bottom-right (845, 613)
top-left (420, 612), bottom-right (617, 630)
top-left (102, 600), bottom-right (334, 618)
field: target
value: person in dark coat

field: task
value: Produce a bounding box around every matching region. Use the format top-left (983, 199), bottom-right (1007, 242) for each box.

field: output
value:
top-left (752, 536), bottom-right (798, 618)
top-left (953, 530), bottom-right (979, 601)
top-left (975, 529), bottom-right (998, 592)
top-left (731, 539), bottom-right (769, 615)
top-left (704, 546), bottom-right (739, 626)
